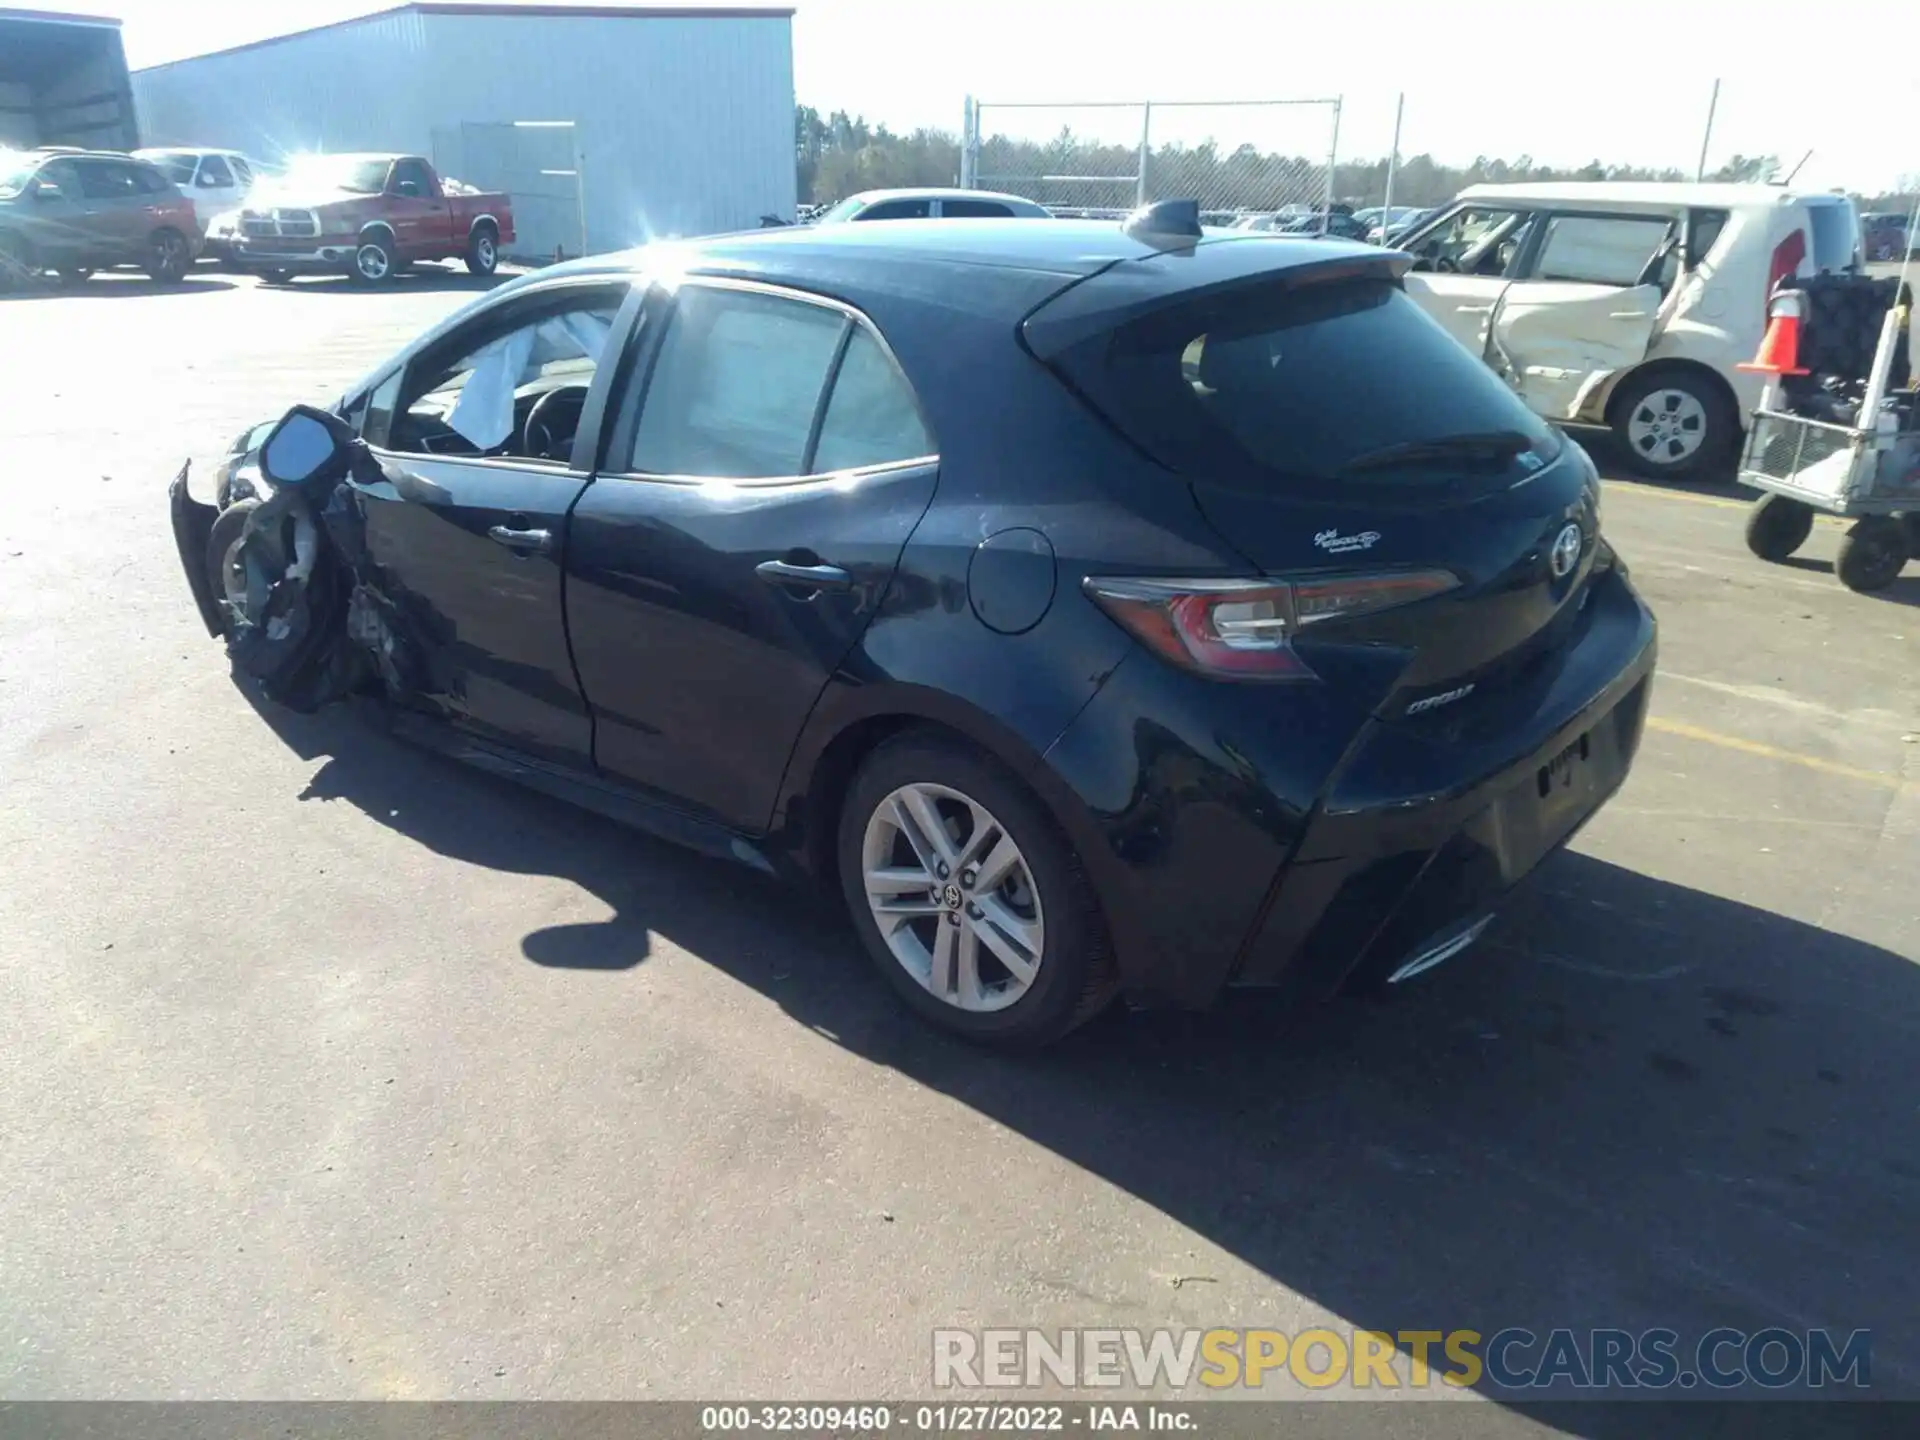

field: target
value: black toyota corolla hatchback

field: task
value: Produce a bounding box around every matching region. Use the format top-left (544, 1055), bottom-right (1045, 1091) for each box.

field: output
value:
top-left (170, 205), bottom-right (1656, 1048)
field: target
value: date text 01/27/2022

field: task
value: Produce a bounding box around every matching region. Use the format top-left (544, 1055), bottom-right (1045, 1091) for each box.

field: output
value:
top-left (698, 1404), bottom-right (1197, 1432)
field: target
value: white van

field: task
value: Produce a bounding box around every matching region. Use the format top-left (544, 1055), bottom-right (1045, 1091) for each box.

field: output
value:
top-left (1396, 182), bottom-right (1864, 477)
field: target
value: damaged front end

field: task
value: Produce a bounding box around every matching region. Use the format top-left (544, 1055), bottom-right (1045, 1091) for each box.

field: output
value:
top-left (168, 407), bottom-right (376, 713)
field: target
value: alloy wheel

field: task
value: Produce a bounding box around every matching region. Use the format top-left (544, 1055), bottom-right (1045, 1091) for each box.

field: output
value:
top-left (860, 782), bottom-right (1045, 1013)
top-left (1626, 387), bottom-right (1708, 466)
top-left (356, 244), bottom-right (390, 282)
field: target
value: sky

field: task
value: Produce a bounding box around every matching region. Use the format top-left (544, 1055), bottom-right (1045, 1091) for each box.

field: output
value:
top-left (95, 0), bottom-right (1918, 192)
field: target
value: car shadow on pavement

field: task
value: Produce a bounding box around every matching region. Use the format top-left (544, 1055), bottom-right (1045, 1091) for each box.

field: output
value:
top-left (0, 274), bottom-right (241, 301)
top-left (244, 695), bottom-right (1918, 1432)
top-left (255, 269), bottom-right (514, 295)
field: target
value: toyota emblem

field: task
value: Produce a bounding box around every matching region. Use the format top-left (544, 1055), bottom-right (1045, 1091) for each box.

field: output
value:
top-left (1550, 522), bottom-right (1583, 580)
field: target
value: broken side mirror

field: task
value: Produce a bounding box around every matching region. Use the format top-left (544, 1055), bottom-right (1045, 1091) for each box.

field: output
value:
top-left (260, 404), bottom-right (352, 488)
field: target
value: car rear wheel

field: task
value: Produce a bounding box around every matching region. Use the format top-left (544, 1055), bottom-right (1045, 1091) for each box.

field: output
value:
top-left (351, 236), bottom-right (397, 285)
top-left (1744, 494), bottom-right (1816, 563)
top-left (254, 268), bottom-right (289, 285)
top-left (838, 733), bottom-right (1116, 1048)
top-left (55, 267), bottom-right (93, 288)
top-left (145, 228), bottom-right (191, 284)
top-left (1834, 517), bottom-right (1909, 593)
top-left (1611, 370), bottom-right (1735, 480)
top-left (466, 227), bottom-right (499, 276)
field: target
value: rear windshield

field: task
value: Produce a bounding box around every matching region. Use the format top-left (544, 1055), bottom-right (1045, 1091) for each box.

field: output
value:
top-left (1805, 201), bottom-right (1859, 273)
top-left (1048, 277), bottom-right (1560, 495)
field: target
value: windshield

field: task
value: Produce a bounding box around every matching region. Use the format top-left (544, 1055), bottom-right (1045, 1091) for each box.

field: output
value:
top-left (141, 152), bottom-right (200, 185)
top-left (1046, 277), bottom-right (1559, 496)
top-left (813, 196), bottom-right (866, 224)
top-left (281, 156), bottom-right (390, 194)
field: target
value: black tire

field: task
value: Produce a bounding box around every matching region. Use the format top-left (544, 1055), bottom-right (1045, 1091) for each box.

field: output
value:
top-left (1744, 494), bottom-right (1816, 563)
top-left (254, 267), bottom-right (289, 284)
top-left (145, 228), bottom-right (191, 283)
top-left (1610, 369), bottom-right (1738, 479)
top-left (55, 267), bottom-right (93, 288)
top-left (204, 500), bottom-right (269, 637)
top-left (349, 234), bottom-right (397, 285)
top-left (1834, 517), bottom-right (1909, 594)
top-left (465, 224), bottom-right (499, 276)
top-left (836, 731), bottom-right (1117, 1049)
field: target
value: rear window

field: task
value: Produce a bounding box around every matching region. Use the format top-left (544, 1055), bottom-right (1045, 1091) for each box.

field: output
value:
top-left (1049, 277), bottom-right (1559, 495)
top-left (144, 152), bottom-right (198, 185)
top-left (1804, 201), bottom-right (1858, 273)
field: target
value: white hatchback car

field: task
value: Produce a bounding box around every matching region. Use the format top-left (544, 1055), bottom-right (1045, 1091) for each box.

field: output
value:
top-left (1396, 182), bottom-right (1864, 477)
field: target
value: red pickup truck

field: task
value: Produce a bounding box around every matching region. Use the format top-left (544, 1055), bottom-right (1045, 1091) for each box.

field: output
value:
top-left (232, 153), bottom-right (514, 284)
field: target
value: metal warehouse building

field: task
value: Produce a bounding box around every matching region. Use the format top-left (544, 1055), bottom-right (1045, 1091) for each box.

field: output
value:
top-left (1, 8), bottom-right (138, 150)
top-left (130, 1), bottom-right (796, 259)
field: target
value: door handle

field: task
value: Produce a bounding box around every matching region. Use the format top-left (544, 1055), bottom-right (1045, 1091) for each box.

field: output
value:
top-left (488, 525), bottom-right (552, 554)
top-left (756, 559), bottom-right (852, 594)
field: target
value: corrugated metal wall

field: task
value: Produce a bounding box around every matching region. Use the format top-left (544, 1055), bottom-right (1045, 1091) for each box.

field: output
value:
top-left (418, 12), bottom-right (795, 252)
top-left (130, 9), bottom-right (796, 259)
top-left (132, 11), bottom-right (437, 173)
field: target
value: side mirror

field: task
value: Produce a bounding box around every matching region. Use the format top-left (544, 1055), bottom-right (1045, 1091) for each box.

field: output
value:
top-left (260, 404), bottom-right (353, 488)
top-left (198, 173), bottom-right (222, 187)
top-left (31, 181), bottom-right (60, 202)
top-left (395, 181), bottom-right (422, 198)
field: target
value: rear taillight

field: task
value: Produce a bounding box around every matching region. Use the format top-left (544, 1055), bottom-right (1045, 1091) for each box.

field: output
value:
top-left (1083, 571), bottom-right (1459, 681)
top-left (1766, 229), bottom-right (1807, 312)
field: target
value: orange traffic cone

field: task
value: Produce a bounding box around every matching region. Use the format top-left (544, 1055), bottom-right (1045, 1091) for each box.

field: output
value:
top-left (1738, 287), bottom-right (1811, 376)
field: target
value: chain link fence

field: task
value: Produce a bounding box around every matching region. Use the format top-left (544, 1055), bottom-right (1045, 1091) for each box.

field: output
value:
top-left (960, 98), bottom-right (1341, 221)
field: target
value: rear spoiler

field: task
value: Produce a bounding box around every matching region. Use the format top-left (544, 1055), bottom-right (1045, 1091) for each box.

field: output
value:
top-left (1021, 240), bottom-right (1413, 359)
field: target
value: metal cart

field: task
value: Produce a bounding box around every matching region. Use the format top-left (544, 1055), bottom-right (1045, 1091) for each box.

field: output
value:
top-left (1738, 276), bottom-right (1919, 593)
top-left (1739, 408), bottom-right (1920, 591)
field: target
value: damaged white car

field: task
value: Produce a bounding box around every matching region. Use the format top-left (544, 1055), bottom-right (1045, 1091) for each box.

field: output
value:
top-left (1398, 181), bottom-right (1864, 477)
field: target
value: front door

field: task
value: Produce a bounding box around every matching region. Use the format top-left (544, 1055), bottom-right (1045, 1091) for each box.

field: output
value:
top-left (1400, 204), bottom-right (1538, 358)
top-left (72, 158), bottom-right (147, 262)
top-left (384, 158), bottom-right (446, 260)
top-left (16, 159), bottom-right (88, 266)
top-left (565, 279), bottom-right (940, 832)
top-left (351, 277), bottom-right (638, 766)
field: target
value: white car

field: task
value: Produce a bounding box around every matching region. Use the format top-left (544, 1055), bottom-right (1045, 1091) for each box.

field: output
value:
top-left (134, 148), bottom-right (264, 257)
top-left (1396, 182), bottom-right (1865, 477)
top-left (811, 188), bottom-right (1052, 222)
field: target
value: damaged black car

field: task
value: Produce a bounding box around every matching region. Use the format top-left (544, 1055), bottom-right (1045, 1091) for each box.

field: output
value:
top-left (172, 219), bottom-right (1655, 1048)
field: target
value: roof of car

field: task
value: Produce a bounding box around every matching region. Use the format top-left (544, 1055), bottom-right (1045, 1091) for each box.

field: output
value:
top-left (842, 187), bottom-right (1040, 205)
top-left (1456, 180), bottom-right (1845, 210)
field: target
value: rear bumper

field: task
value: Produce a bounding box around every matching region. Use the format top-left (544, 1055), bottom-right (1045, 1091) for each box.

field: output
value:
top-left (1041, 565), bottom-right (1657, 1009)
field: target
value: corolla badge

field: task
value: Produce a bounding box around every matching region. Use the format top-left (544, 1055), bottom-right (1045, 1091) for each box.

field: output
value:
top-left (1550, 522), bottom-right (1583, 579)
top-left (1314, 528), bottom-right (1382, 555)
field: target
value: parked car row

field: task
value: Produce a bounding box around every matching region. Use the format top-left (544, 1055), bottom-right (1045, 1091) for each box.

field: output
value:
top-left (0, 142), bottom-right (514, 289)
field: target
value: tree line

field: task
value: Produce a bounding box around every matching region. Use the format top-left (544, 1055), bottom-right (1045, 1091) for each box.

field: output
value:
top-left (795, 105), bottom-right (1917, 214)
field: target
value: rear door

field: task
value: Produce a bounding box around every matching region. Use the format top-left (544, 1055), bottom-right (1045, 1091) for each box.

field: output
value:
top-left (350, 276), bottom-right (637, 766)
top-left (1490, 210), bottom-right (1669, 418)
top-left (566, 278), bottom-right (940, 831)
top-left (72, 158), bottom-right (146, 261)
top-left (1026, 250), bottom-right (1602, 715)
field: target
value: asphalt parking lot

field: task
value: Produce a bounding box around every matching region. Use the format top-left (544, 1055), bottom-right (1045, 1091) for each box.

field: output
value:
top-left (2, 268), bottom-right (1916, 1428)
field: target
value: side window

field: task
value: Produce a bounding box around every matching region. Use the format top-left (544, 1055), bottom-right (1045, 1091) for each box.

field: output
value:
top-left (391, 160), bottom-right (433, 198)
top-left (363, 370), bottom-right (404, 447)
top-left (34, 160), bottom-right (81, 199)
top-left (1529, 214), bottom-right (1674, 288)
top-left (382, 285), bottom-right (626, 460)
top-left (133, 164), bottom-right (172, 195)
top-left (1408, 207), bottom-right (1534, 277)
top-left (75, 160), bottom-right (134, 200)
top-left (629, 286), bottom-right (848, 478)
top-left (942, 199), bottom-right (1012, 218)
top-left (812, 327), bottom-right (934, 472)
top-left (196, 155), bottom-right (234, 188)
top-left (230, 157), bottom-right (254, 188)
top-left (1686, 208), bottom-right (1729, 269)
top-left (855, 198), bottom-right (931, 221)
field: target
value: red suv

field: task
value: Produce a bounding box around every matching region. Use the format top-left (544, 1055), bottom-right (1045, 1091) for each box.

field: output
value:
top-left (0, 150), bottom-right (203, 287)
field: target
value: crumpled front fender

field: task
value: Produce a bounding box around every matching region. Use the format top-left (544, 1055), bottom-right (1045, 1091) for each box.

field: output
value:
top-left (168, 462), bottom-right (225, 639)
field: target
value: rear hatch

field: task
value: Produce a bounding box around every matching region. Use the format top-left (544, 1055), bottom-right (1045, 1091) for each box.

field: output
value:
top-left (1024, 238), bottom-right (1604, 723)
